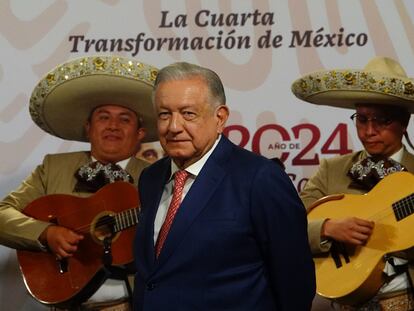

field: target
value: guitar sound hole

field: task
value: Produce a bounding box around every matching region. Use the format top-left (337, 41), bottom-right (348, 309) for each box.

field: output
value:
top-left (94, 215), bottom-right (115, 241)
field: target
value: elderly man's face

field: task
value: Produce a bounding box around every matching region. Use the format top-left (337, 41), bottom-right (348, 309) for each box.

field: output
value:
top-left (155, 77), bottom-right (228, 168)
top-left (86, 104), bottom-right (145, 163)
top-left (355, 105), bottom-right (407, 158)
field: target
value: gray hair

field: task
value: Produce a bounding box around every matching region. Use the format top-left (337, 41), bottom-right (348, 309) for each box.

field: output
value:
top-left (153, 62), bottom-right (226, 108)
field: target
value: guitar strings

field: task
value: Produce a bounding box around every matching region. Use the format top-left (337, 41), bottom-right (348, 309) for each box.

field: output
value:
top-left (53, 206), bottom-right (140, 234)
top-left (76, 206), bottom-right (140, 233)
top-left (361, 196), bottom-right (414, 223)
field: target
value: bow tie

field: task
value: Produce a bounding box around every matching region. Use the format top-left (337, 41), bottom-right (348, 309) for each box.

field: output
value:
top-left (74, 161), bottom-right (134, 193)
top-left (348, 156), bottom-right (406, 191)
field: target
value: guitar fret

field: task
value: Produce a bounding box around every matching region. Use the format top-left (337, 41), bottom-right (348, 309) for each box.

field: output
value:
top-left (133, 209), bottom-right (138, 224)
top-left (123, 210), bottom-right (128, 228)
top-left (114, 214), bottom-right (120, 232)
top-left (404, 202), bottom-right (411, 218)
top-left (126, 209), bottom-right (132, 227)
top-left (393, 193), bottom-right (414, 221)
top-left (133, 208), bottom-right (139, 224)
top-left (116, 213), bottom-right (123, 232)
top-left (399, 202), bottom-right (407, 219)
top-left (120, 212), bottom-right (126, 230)
top-left (129, 209), bottom-right (135, 225)
top-left (394, 202), bottom-right (404, 221)
top-left (127, 208), bottom-right (136, 227)
top-left (403, 204), bottom-right (409, 218)
top-left (125, 211), bottom-right (129, 226)
top-left (118, 214), bottom-right (123, 230)
top-left (408, 194), bottom-right (414, 213)
top-left (113, 208), bottom-right (140, 233)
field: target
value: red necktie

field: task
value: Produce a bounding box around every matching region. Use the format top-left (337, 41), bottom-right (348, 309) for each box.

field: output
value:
top-left (155, 170), bottom-right (189, 258)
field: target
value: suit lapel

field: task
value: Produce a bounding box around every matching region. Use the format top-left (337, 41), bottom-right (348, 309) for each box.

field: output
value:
top-left (156, 137), bottom-right (234, 267)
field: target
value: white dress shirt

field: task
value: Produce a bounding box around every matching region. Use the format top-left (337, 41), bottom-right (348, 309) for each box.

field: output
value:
top-left (153, 136), bottom-right (221, 244)
top-left (88, 157), bottom-right (131, 302)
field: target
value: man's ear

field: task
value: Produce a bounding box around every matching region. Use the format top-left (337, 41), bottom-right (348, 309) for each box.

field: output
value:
top-left (215, 105), bottom-right (229, 133)
top-left (137, 128), bottom-right (146, 142)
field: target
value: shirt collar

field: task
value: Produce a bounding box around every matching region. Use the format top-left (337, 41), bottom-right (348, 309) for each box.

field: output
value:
top-left (390, 146), bottom-right (404, 163)
top-left (366, 145), bottom-right (404, 163)
top-left (169, 135), bottom-right (222, 180)
top-left (90, 156), bottom-right (130, 170)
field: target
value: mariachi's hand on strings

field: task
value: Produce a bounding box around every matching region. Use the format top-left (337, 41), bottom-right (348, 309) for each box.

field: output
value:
top-left (322, 217), bottom-right (374, 245)
top-left (39, 225), bottom-right (84, 259)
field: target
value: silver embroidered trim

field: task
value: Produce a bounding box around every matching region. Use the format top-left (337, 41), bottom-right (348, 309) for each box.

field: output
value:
top-left (349, 157), bottom-right (405, 181)
top-left (77, 162), bottom-right (131, 183)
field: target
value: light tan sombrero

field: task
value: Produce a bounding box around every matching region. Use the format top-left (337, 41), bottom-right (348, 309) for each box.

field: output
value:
top-left (291, 56), bottom-right (414, 113)
top-left (30, 55), bottom-right (159, 142)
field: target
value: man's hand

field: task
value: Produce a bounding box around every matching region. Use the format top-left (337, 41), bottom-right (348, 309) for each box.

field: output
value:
top-left (322, 217), bottom-right (374, 245)
top-left (39, 225), bottom-right (84, 258)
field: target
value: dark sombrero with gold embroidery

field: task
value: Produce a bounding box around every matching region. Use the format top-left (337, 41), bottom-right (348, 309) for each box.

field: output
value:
top-left (30, 55), bottom-right (159, 142)
top-left (291, 56), bottom-right (414, 113)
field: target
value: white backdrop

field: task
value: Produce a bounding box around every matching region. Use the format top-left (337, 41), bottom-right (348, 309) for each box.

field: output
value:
top-left (1, 1), bottom-right (414, 310)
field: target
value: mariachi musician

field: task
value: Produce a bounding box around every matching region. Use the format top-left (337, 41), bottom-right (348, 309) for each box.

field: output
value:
top-left (0, 55), bottom-right (158, 310)
top-left (292, 56), bottom-right (414, 310)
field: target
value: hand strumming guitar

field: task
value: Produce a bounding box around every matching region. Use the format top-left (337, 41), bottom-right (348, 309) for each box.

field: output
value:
top-left (322, 217), bottom-right (375, 245)
top-left (39, 225), bottom-right (84, 259)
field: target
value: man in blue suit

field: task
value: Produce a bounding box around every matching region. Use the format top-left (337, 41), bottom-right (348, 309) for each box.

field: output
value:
top-left (133, 62), bottom-right (315, 310)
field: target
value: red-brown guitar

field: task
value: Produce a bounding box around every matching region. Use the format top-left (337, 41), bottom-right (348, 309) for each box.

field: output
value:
top-left (16, 181), bottom-right (139, 308)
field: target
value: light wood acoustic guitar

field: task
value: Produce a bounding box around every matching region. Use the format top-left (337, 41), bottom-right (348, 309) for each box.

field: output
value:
top-left (307, 171), bottom-right (414, 305)
top-left (16, 181), bottom-right (140, 309)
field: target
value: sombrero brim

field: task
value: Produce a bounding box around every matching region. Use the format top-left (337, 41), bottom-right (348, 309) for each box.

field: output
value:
top-left (291, 69), bottom-right (414, 113)
top-left (30, 56), bottom-right (159, 142)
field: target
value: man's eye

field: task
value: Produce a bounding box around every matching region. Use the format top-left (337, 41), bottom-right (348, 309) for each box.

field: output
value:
top-left (182, 111), bottom-right (196, 120)
top-left (356, 116), bottom-right (368, 123)
top-left (98, 115), bottom-right (109, 120)
top-left (377, 117), bottom-right (393, 126)
top-left (158, 112), bottom-right (170, 120)
top-left (120, 117), bottom-right (131, 123)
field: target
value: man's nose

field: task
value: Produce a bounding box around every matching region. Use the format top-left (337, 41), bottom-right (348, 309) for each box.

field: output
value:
top-left (107, 118), bottom-right (120, 129)
top-left (168, 113), bottom-right (183, 132)
top-left (365, 120), bottom-right (378, 135)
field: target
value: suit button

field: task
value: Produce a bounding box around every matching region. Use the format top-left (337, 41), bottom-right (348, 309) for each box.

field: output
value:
top-left (146, 282), bottom-right (156, 290)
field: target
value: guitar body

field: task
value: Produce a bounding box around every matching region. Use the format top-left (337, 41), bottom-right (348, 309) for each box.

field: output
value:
top-left (307, 171), bottom-right (414, 305)
top-left (16, 181), bottom-right (139, 308)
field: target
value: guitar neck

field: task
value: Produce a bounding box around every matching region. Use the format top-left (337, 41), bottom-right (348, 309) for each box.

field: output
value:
top-left (113, 208), bottom-right (140, 232)
top-left (393, 193), bottom-right (414, 221)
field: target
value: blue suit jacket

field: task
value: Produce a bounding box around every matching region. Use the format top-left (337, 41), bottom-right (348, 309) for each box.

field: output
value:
top-left (133, 136), bottom-right (315, 310)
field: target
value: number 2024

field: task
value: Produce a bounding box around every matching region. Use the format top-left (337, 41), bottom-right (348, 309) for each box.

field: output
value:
top-left (223, 123), bottom-right (352, 165)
